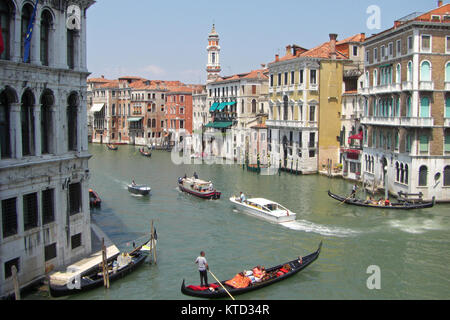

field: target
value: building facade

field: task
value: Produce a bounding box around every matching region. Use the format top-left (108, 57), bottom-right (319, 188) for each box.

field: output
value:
top-left (0, 0), bottom-right (95, 297)
top-left (361, 3), bottom-right (450, 201)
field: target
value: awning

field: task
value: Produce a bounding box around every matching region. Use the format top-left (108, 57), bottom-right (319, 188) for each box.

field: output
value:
top-left (209, 102), bottom-right (219, 112)
top-left (204, 121), bottom-right (233, 129)
top-left (228, 101), bottom-right (236, 106)
top-left (127, 117), bottom-right (143, 122)
top-left (91, 103), bottom-right (105, 112)
top-left (216, 102), bottom-right (228, 112)
top-left (348, 131), bottom-right (363, 144)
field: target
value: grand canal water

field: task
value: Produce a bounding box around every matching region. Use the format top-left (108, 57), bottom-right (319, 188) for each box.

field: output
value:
top-left (33, 144), bottom-right (450, 300)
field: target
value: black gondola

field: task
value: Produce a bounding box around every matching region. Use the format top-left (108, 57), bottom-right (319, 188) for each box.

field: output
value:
top-left (327, 190), bottom-right (435, 210)
top-left (139, 147), bottom-right (152, 157)
top-left (106, 144), bottom-right (118, 150)
top-left (181, 242), bottom-right (322, 299)
top-left (49, 243), bottom-right (149, 297)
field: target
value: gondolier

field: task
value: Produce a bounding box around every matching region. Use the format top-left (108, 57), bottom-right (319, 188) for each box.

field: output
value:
top-left (195, 251), bottom-right (209, 287)
top-left (351, 184), bottom-right (358, 198)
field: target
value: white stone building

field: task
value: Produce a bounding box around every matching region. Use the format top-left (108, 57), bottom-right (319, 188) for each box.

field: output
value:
top-left (0, 0), bottom-right (95, 298)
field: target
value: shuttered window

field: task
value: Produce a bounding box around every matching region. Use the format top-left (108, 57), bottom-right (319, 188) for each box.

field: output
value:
top-left (71, 233), bottom-right (82, 249)
top-left (4, 258), bottom-right (20, 279)
top-left (419, 135), bottom-right (429, 153)
top-left (42, 189), bottom-right (54, 225)
top-left (2, 198), bottom-right (17, 238)
top-left (23, 193), bottom-right (38, 231)
top-left (69, 183), bottom-right (82, 215)
top-left (45, 243), bottom-right (57, 261)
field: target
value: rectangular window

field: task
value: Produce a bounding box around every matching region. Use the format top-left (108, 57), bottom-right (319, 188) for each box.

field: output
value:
top-left (23, 193), bottom-right (38, 231)
top-left (419, 135), bottom-right (429, 153)
top-left (2, 198), bottom-right (18, 238)
top-left (277, 74), bottom-right (281, 86)
top-left (284, 72), bottom-right (288, 85)
top-left (381, 45), bottom-right (385, 59)
top-left (408, 36), bottom-right (413, 51)
top-left (4, 258), bottom-right (20, 279)
top-left (421, 35), bottom-right (431, 52)
top-left (42, 189), bottom-right (54, 225)
top-left (309, 150), bottom-right (316, 158)
top-left (270, 74), bottom-right (274, 87)
top-left (388, 43), bottom-right (393, 56)
top-left (69, 183), bottom-right (82, 216)
top-left (252, 85), bottom-right (256, 94)
top-left (299, 70), bottom-right (304, 84)
top-left (310, 70), bottom-right (317, 85)
top-left (45, 243), bottom-right (57, 261)
top-left (396, 39), bottom-right (401, 55)
top-left (309, 106), bottom-right (315, 122)
top-left (374, 48), bottom-right (378, 61)
top-left (447, 36), bottom-right (450, 53)
top-left (445, 134), bottom-right (450, 152)
top-left (309, 132), bottom-right (315, 148)
top-left (291, 71), bottom-right (295, 84)
top-left (365, 50), bottom-right (370, 63)
top-left (353, 46), bottom-right (358, 57)
top-left (71, 233), bottom-right (82, 250)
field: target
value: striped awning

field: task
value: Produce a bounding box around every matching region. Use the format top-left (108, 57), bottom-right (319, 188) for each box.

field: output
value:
top-left (204, 121), bottom-right (233, 129)
top-left (209, 102), bottom-right (219, 112)
top-left (91, 103), bottom-right (105, 112)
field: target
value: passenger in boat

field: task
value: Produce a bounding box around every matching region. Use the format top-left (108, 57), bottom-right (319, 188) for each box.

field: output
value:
top-left (132, 179), bottom-right (136, 186)
top-left (195, 251), bottom-right (209, 287)
top-left (239, 192), bottom-right (247, 203)
top-left (193, 172), bottom-right (199, 179)
top-left (385, 199), bottom-right (391, 206)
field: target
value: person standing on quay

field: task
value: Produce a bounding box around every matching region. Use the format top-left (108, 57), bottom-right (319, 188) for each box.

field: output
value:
top-left (195, 251), bottom-right (209, 287)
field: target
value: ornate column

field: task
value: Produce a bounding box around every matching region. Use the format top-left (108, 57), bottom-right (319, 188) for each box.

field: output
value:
top-left (33, 104), bottom-right (42, 156)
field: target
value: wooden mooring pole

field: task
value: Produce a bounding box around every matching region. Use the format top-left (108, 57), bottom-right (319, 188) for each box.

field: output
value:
top-left (151, 220), bottom-right (157, 264)
top-left (11, 265), bottom-right (20, 300)
top-left (101, 238), bottom-right (110, 288)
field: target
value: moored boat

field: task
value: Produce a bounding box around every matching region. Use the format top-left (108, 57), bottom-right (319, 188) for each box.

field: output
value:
top-left (89, 189), bottom-right (101, 208)
top-left (178, 177), bottom-right (221, 200)
top-left (181, 242), bottom-right (322, 299)
top-left (128, 183), bottom-right (151, 195)
top-left (229, 197), bottom-right (296, 223)
top-left (327, 190), bottom-right (435, 210)
top-left (139, 147), bottom-right (152, 157)
top-left (49, 240), bottom-right (153, 297)
top-left (106, 144), bottom-right (118, 150)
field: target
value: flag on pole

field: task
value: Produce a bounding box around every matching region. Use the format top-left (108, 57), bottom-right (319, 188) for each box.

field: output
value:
top-left (23, 0), bottom-right (39, 63)
top-left (0, 26), bottom-right (5, 55)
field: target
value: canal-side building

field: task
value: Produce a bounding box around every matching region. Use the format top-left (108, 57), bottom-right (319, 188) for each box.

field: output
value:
top-left (0, 0), bottom-right (95, 298)
top-left (192, 87), bottom-right (208, 156)
top-left (360, 2), bottom-right (450, 201)
top-left (267, 34), bottom-right (361, 174)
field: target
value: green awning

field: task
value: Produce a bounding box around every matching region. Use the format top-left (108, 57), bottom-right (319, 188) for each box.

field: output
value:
top-left (216, 102), bottom-right (228, 111)
top-left (228, 101), bottom-right (236, 106)
top-left (378, 64), bottom-right (393, 68)
top-left (209, 102), bottom-right (219, 112)
top-left (127, 117), bottom-right (143, 122)
top-left (204, 121), bottom-right (233, 129)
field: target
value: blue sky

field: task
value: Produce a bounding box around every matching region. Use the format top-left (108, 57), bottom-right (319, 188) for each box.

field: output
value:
top-left (86, 0), bottom-right (437, 83)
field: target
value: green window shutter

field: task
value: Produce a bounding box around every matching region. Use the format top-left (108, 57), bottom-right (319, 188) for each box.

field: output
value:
top-left (420, 97), bottom-right (430, 118)
top-left (445, 135), bottom-right (450, 152)
top-left (446, 97), bottom-right (450, 118)
top-left (406, 135), bottom-right (411, 152)
top-left (419, 135), bottom-right (429, 152)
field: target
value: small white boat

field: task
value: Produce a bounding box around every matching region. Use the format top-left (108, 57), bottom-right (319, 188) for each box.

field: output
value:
top-left (128, 184), bottom-right (151, 196)
top-left (229, 197), bottom-right (296, 223)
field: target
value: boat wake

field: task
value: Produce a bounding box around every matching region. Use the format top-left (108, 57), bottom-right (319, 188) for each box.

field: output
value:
top-left (388, 217), bottom-right (447, 234)
top-left (280, 220), bottom-right (361, 238)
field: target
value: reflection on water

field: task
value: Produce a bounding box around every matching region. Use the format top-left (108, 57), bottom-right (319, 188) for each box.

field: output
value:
top-left (28, 144), bottom-right (450, 300)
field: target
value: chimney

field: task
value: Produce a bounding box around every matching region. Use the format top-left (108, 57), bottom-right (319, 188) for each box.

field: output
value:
top-left (261, 63), bottom-right (266, 68)
top-left (275, 54), bottom-right (279, 62)
top-left (438, 0), bottom-right (443, 7)
top-left (101, 75), bottom-right (104, 79)
top-left (286, 45), bottom-right (292, 56)
top-left (361, 33), bottom-right (366, 42)
top-left (329, 33), bottom-right (338, 59)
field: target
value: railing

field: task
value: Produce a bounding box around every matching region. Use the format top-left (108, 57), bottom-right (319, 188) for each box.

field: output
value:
top-left (444, 118), bottom-right (450, 127)
top-left (266, 119), bottom-right (318, 129)
top-left (419, 81), bottom-right (434, 91)
top-left (445, 82), bottom-right (450, 91)
top-left (361, 116), bottom-right (434, 127)
top-left (402, 81), bottom-right (413, 91)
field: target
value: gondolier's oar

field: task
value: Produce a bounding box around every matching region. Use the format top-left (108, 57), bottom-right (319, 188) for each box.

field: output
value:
top-left (208, 269), bottom-right (235, 300)
top-left (338, 187), bottom-right (359, 206)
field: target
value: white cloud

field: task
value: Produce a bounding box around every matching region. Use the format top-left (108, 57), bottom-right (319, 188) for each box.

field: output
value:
top-left (142, 65), bottom-right (166, 76)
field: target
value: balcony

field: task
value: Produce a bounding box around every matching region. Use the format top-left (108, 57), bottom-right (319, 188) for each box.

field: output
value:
top-left (361, 116), bottom-right (434, 127)
top-left (370, 83), bottom-right (401, 94)
top-left (309, 84), bottom-right (319, 91)
top-left (266, 119), bottom-right (318, 129)
top-left (445, 118), bottom-right (450, 127)
top-left (402, 81), bottom-right (413, 91)
top-left (419, 81), bottom-right (434, 91)
top-left (445, 82), bottom-right (450, 91)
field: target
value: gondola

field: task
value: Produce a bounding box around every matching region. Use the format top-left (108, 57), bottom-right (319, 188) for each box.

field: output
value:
top-left (139, 147), bottom-right (152, 157)
top-left (327, 190), bottom-right (435, 210)
top-left (89, 189), bottom-right (102, 208)
top-left (181, 242), bottom-right (322, 299)
top-left (106, 144), bottom-right (118, 150)
top-left (49, 242), bottom-right (149, 297)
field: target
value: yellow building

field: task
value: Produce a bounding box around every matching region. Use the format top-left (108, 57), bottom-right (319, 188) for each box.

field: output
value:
top-left (267, 33), bottom-right (363, 173)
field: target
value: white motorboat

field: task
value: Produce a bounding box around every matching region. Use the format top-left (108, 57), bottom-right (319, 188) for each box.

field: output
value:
top-left (229, 197), bottom-right (296, 223)
top-left (128, 184), bottom-right (151, 195)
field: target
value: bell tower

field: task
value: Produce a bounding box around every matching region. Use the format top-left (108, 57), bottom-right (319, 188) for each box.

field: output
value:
top-left (206, 24), bottom-right (221, 83)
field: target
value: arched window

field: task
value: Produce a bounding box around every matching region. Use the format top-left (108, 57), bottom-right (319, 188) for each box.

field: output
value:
top-left (418, 165), bottom-right (428, 187)
top-left (396, 162), bottom-right (400, 182)
top-left (396, 64), bottom-right (401, 84)
top-left (444, 166), bottom-right (450, 187)
top-left (405, 164), bottom-right (409, 185)
top-left (21, 3), bottom-right (33, 63)
top-left (0, 0), bottom-right (14, 60)
top-left (420, 96), bottom-right (430, 118)
top-left (446, 62), bottom-right (450, 82)
top-left (283, 96), bottom-right (288, 121)
top-left (373, 69), bottom-right (378, 86)
top-left (0, 87), bottom-right (16, 158)
top-left (67, 93), bottom-right (78, 151)
top-left (406, 96), bottom-right (412, 117)
top-left (40, 10), bottom-right (53, 66)
top-left (400, 164), bottom-right (404, 183)
top-left (251, 99), bottom-right (257, 114)
top-left (407, 61), bottom-right (413, 82)
top-left (40, 90), bottom-right (54, 154)
top-left (21, 89), bottom-right (35, 156)
top-left (420, 61), bottom-right (431, 82)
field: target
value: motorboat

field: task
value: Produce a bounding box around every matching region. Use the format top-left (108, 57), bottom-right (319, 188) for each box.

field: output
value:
top-left (128, 183), bottom-right (151, 196)
top-left (178, 177), bottom-right (221, 200)
top-left (229, 196), bottom-right (296, 223)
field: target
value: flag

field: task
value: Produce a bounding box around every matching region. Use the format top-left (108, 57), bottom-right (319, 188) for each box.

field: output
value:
top-left (23, 0), bottom-right (39, 63)
top-left (0, 26), bottom-right (5, 55)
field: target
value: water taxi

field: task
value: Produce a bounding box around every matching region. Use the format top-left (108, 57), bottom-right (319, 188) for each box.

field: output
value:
top-left (229, 197), bottom-right (296, 223)
top-left (128, 183), bottom-right (151, 196)
top-left (178, 177), bottom-right (221, 200)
